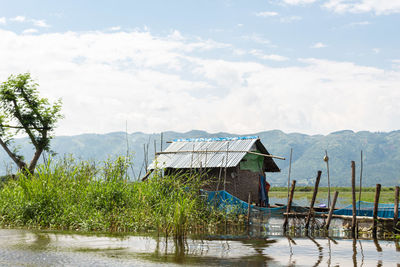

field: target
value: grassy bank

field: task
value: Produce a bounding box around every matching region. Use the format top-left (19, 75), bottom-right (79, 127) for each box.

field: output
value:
top-left (0, 157), bottom-right (230, 237)
top-left (270, 186), bottom-right (397, 204)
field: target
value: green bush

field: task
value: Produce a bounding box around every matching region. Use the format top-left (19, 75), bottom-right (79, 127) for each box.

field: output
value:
top-left (0, 156), bottom-right (227, 238)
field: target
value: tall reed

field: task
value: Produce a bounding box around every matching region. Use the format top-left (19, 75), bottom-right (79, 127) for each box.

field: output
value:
top-left (0, 156), bottom-right (228, 238)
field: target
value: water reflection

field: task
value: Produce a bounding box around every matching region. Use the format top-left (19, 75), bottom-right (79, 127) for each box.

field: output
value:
top-left (0, 229), bottom-right (398, 266)
top-left (307, 235), bottom-right (323, 267)
top-left (352, 238), bottom-right (357, 267)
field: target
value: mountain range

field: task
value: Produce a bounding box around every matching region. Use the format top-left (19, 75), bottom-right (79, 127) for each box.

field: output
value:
top-left (1, 130), bottom-right (399, 187)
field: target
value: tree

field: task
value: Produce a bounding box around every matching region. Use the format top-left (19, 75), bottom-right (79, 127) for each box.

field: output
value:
top-left (0, 73), bottom-right (63, 174)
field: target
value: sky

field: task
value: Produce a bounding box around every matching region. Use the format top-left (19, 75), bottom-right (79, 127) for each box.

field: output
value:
top-left (0, 0), bottom-right (400, 136)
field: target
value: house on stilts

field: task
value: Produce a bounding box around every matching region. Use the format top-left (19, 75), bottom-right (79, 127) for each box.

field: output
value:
top-left (146, 136), bottom-right (283, 204)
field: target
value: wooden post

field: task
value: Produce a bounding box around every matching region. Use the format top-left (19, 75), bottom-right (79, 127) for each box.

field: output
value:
top-left (305, 171), bottom-right (322, 230)
top-left (372, 183), bottom-right (381, 238)
top-left (351, 161), bottom-right (357, 238)
top-left (325, 191), bottom-right (339, 231)
top-left (394, 186), bottom-right (399, 233)
top-left (247, 192), bottom-right (251, 227)
top-left (283, 180), bottom-right (296, 231)
top-left (287, 148), bottom-right (293, 206)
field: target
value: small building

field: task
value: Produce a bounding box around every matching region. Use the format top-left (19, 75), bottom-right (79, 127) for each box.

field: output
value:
top-left (147, 136), bottom-right (282, 203)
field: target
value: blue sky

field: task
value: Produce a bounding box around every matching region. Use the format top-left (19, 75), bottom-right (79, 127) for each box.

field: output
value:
top-left (1, 0), bottom-right (400, 135)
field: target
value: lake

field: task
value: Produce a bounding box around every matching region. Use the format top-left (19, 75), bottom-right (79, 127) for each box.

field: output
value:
top-left (0, 228), bottom-right (398, 266)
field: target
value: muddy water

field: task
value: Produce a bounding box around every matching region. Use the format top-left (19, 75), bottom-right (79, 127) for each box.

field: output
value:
top-left (0, 229), bottom-right (398, 266)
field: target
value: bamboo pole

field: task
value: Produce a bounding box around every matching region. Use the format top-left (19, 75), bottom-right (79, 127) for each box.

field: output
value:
top-left (160, 132), bottom-right (163, 151)
top-left (156, 150), bottom-right (285, 160)
top-left (283, 180), bottom-right (296, 231)
top-left (324, 150), bottom-right (331, 209)
top-left (394, 186), bottom-right (399, 233)
top-left (372, 183), bottom-right (381, 238)
top-left (351, 161), bottom-right (357, 238)
top-left (287, 148), bottom-right (293, 208)
top-left (325, 191), bottom-right (339, 231)
top-left (216, 156), bottom-right (224, 191)
top-left (305, 171), bottom-right (322, 230)
top-left (358, 150), bottom-right (363, 212)
top-left (143, 144), bottom-right (148, 172)
top-left (223, 143), bottom-right (229, 191)
top-left (247, 192), bottom-right (251, 227)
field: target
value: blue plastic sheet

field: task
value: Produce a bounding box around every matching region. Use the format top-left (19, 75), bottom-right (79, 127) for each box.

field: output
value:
top-left (201, 190), bottom-right (285, 215)
top-left (334, 201), bottom-right (400, 218)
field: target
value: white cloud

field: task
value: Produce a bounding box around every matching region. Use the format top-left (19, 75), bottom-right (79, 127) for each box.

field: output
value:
top-left (32, 19), bottom-right (50, 28)
top-left (311, 42), bottom-right (327, 48)
top-left (22, 28), bottom-right (38, 34)
top-left (283, 0), bottom-right (317, 5)
top-left (255, 11), bottom-right (279, 17)
top-left (324, 0), bottom-right (400, 15)
top-left (10, 16), bottom-right (26, 22)
top-left (0, 17), bottom-right (6, 25)
top-left (348, 21), bottom-right (370, 27)
top-left (108, 26), bottom-right (121, 31)
top-left (0, 29), bottom-right (399, 136)
top-left (280, 16), bottom-right (302, 23)
top-left (250, 50), bottom-right (289, 61)
top-left (242, 34), bottom-right (271, 45)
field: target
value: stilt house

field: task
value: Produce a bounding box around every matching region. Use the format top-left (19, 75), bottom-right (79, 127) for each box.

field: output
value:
top-left (147, 136), bottom-right (281, 202)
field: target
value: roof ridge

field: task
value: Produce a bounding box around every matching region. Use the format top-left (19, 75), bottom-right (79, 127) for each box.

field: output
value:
top-left (173, 136), bottom-right (259, 142)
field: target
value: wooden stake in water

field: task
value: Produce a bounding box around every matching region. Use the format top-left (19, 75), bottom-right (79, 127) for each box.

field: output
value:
top-left (372, 183), bottom-right (381, 238)
top-left (325, 191), bottom-right (339, 231)
top-left (351, 161), bottom-right (357, 238)
top-left (305, 171), bottom-right (322, 230)
top-left (283, 180), bottom-right (296, 231)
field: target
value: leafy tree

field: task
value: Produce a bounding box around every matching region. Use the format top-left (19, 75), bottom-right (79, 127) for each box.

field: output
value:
top-left (0, 73), bottom-right (63, 174)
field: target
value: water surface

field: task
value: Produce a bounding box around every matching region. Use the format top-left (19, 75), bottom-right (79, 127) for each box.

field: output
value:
top-left (0, 229), bottom-right (398, 266)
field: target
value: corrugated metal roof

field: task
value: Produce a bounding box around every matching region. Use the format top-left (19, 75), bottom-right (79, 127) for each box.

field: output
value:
top-left (148, 136), bottom-right (259, 170)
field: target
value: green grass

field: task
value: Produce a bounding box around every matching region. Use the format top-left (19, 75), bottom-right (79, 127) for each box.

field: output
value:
top-left (270, 186), bottom-right (397, 204)
top-left (0, 156), bottom-right (230, 238)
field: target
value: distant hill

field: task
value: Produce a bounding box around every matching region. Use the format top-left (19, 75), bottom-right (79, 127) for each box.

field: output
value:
top-left (1, 130), bottom-right (399, 187)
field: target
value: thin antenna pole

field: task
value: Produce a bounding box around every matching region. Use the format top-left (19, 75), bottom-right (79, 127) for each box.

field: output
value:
top-left (143, 144), bottom-right (148, 172)
top-left (358, 150), bottom-right (363, 211)
top-left (216, 156), bottom-right (224, 191)
top-left (204, 148), bottom-right (208, 169)
top-left (125, 121), bottom-right (136, 179)
top-left (154, 139), bottom-right (157, 157)
top-left (325, 150), bottom-right (331, 209)
top-left (287, 148), bottom-right (293, 205)
top-left (190, 144), bottom-right (194, 174)
top-left (160, 132), bottom-right (163, 152)
top-left (224, 142), bottom-right (229, 191)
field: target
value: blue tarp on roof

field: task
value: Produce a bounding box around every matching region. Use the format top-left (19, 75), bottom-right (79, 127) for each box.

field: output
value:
top-left (334, 201), bottom-right (400, 218)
